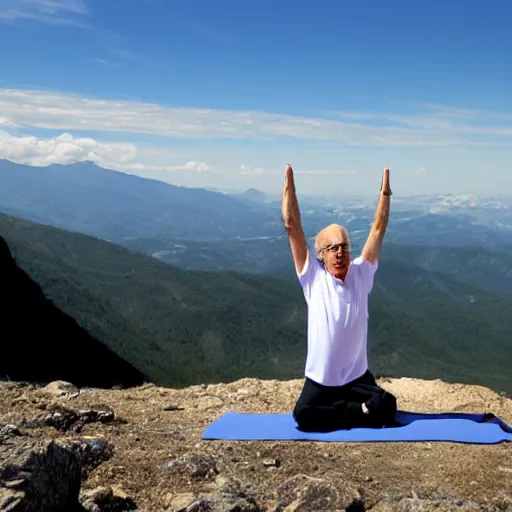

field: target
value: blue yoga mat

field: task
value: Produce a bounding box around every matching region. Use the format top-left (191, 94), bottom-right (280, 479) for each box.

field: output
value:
top-left (202, 411), bottom-right (512, 444)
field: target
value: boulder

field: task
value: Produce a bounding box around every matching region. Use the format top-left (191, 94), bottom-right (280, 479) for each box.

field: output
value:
top-left (0, 433), bottom-right (114, 512)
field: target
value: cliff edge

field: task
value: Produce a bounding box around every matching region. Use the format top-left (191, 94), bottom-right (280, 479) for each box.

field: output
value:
top-left (0, 236), bottom-right (146, 388)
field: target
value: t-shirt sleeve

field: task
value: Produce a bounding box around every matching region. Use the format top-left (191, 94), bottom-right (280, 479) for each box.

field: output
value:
top-left (297, 247), bottom-right (323, 302)
top-left (352, 256), bottom-right (378, 294)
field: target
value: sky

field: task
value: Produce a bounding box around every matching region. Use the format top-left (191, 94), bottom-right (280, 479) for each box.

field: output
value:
top-left (0, 0), bottom-right (511, 196)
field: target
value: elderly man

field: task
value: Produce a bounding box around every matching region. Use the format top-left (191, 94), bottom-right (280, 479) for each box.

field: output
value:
top-left (282, 164), bottom-right (397, 432)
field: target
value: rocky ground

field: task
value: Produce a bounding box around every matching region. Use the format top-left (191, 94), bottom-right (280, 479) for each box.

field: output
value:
top-left (0, 376), bottom-right (511, 511)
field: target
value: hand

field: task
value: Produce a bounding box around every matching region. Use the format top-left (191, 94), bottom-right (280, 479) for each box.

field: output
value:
top-left (380, 166), bottom-right (392, 196)
top-left (282, 164), bottom-right (300, 229)
top-left (282, 164), bottom-right (296, 211)
top-left (284, 163), bottom-right (296, 192)
top-left (281, 163), bottom-right (308, 273)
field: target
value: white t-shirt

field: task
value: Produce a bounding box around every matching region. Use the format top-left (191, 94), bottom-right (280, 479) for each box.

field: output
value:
top-left (298, 248), bottom-right (378, 387)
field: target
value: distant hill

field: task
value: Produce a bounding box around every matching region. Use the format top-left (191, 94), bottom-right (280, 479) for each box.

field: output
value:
top-left (4, 160), bottom-right (512, 257)
top-left (231, 188), bottom-right (267, 204)
top-left (122, 235), bottom-right (512, 296)
top-left (0, 159), bottom-right (280, 242)
top-left (1, 213), bottom-right (511, 393)
top-left (385, 244), bottom-right (512, 296)
top-left (3, 159), bottom-right (512, 297)
top-left (0, 213), bottom-right (306, 387)
top-left (0, 235), bottom-right (145, 388)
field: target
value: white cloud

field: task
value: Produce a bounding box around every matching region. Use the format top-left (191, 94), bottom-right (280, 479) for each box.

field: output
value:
top-left (0, 127), bottom-right (350, 181)
top-left (330, 110), bottom-right (512, 136)
top-left (1, 88), bottom-right (511, 149)
top-left (184, 161), bottom-right (209, 172)
top-left (240, 164), bottom-right (264, 175)
top-left (0, 130), bottom-right (137, 167)
top-left (414, 102), bottom-right (512, 122)
top-left (0, 130), bottom-right (211, 175)
top-left (0, 0), bottom-right (88, 26)
top-left (0, 116), bottom-right (16, 127)
top-left (163, 161), bottom-right (211, 172)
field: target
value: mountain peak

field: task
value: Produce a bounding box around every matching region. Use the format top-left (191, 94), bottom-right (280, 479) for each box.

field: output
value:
top-left (234, 188), bottom-right (267, 203)
top-left (1, 377), bottom-right (510, 510)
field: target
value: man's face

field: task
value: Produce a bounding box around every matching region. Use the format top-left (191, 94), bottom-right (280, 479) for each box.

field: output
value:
top-left (319, 228), bottom-right (351, 280)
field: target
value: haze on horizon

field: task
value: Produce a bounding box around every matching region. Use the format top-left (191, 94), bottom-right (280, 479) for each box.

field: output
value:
top-left (0, 0), bottom-right (510, 197)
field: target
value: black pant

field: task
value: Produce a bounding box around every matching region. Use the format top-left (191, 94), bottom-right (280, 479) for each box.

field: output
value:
top-left (293, 370), bottom-right (397, 432)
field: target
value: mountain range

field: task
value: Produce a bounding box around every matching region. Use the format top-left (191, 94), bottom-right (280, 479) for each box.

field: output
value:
top-left (2, 159), bottom-right (512, 249)
top-left (1, 159), bottom-right (511, 393)
top-left (1, 212), bottom-right (510, 393)
top-left (2, 160), bottom-right (512, 297)
top-left (0, 159), bottom-right (280, 242)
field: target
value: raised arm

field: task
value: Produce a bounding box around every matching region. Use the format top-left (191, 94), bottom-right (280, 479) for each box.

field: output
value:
top-left (361, 167), bottom-right (392, 264)
top-left (281, 164), bottom-right (308, 274)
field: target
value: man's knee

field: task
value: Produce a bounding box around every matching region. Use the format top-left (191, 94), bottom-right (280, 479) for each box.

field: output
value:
top-left (381, 391), bottom-right (397, 422)
top-left (367, 389), bottom-right (397, 424)
top-left (382, 390), bottom-right (397, 412)
top-left (293, 405), bottom-right (317, 431)
top-left (293, 401), bottom-right (307, 423)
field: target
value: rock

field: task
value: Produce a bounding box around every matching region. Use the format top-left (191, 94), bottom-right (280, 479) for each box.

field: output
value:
top-left (0, 377), bottom-right (511, 511)
top-left (25, 405), bottom-right (116, 432)
top-left (163, 404), bottom-right (185, 411)
top-left (214, 477), bottom-right (261, 512)
top-left (371, 496), bottom-right (491, 511)
top-left (177, 498), bottom-right (215, 512)
top-left (0, 438), bottom-right (82, 512)
top-left (275, 474), bottom-right (363, 512)
top-left (196, 395), bottom-right (224, 411)
top-left (262, 458), bottom-right (280, 468)
top-left (0, 423), bottom-right (23, 440)
top-left (77, 408), bottom-right (115, 423)
top-left (42, 380), bottom-right (80, 398)
top-left (0, 434), bottom-right (115, 511)
top-left (11, 395), bottom-right (30, 405)
top-left (70, 437), bottom-right (115, 480)
top-left (80, 485), bottom-right (137, 511)
top-left (163, 453), bottom-right (218, 480)
top-left (166, 492), bottom-right (196, 510)
top-left (38, 408), bottom-right (80, 431)
top-left (493, 495), bottom-right (512, 512)
top-left (175, 477), bottom-right (261, 512)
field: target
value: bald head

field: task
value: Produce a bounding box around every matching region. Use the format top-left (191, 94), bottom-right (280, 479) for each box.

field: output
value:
top-left (314, 224), bottom-right (352, 280)
top-left (314, 224), bottom-right (351, 260)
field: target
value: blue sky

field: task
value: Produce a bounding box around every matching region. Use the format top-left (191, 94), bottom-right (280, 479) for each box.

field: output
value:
top-left (0, 0), bottom-right (511, 196)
